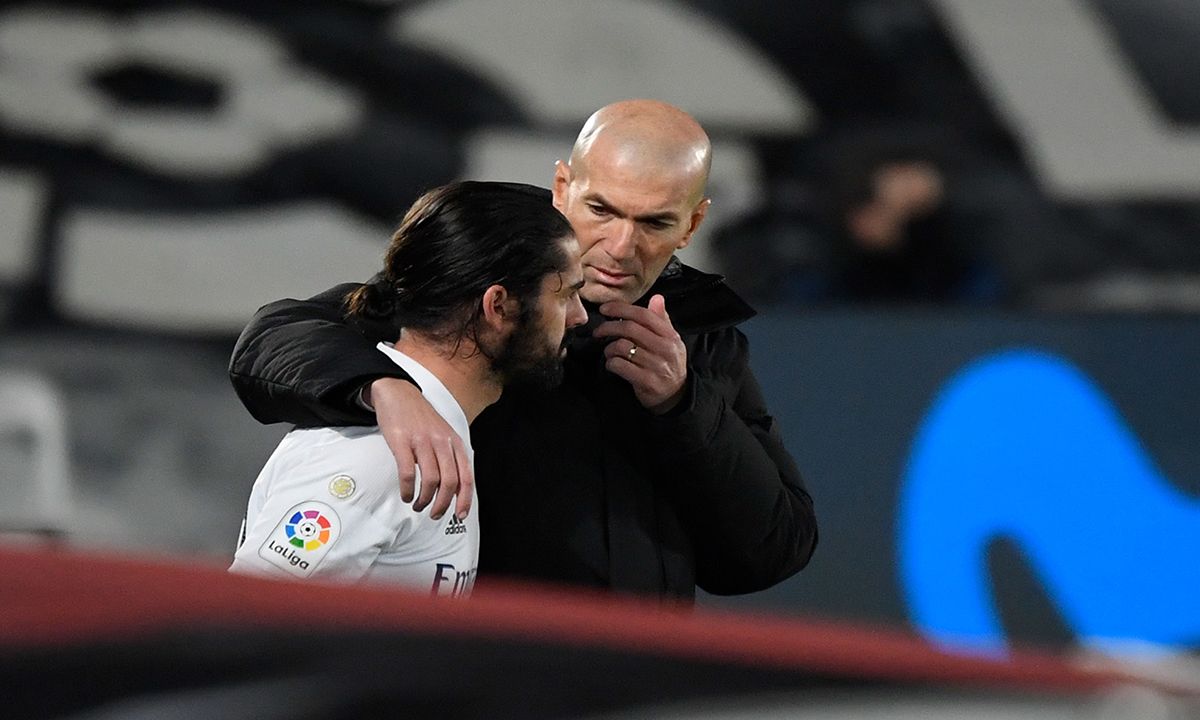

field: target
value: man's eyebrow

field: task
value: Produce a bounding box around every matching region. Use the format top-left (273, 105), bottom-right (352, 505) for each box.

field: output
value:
top-left (587, 192), bottom-right (680, 225)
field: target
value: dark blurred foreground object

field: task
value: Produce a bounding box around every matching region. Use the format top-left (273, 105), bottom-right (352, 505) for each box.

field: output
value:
top-left (1, 547), bottom-right (1197, 719)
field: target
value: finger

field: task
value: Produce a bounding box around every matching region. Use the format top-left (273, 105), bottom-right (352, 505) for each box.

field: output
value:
top-left (412, 441), bottom-right (441, 512)
top-left (598, 301), bottom-right (672, 332)
top-left (603, 338), bottom-right (642, 365)
top-left (596, 299), bottom-right (637, 317)
top-left (604, 354), bottom-right (654, 387)
top-left (453, 440), bottom-right (474, 520)
top-left (597, 301), bottom-right (653, 323)
top-left (426, 437), bottom-right (460, 520)
top-left (593, 318), bottom-right (662, 349)
top-left (395, 447), bottom-right (417, 503)
top-left (648, 294), bottom-right (670, 320)
top-left (595, 310), bottom-right (673, 342)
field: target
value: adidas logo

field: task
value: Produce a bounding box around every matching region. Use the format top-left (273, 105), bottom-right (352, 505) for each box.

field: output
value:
top-left (444, 514), bottom-right (467, 536)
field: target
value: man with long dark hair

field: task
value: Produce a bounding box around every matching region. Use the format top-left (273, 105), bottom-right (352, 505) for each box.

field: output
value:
top-left (230, 181), bottom-right (586, 594)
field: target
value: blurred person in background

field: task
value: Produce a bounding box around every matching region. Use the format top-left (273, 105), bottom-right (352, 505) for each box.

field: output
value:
top-left (813, 128), bottom-right (1017, 306)
top-left (714, 129), bottom-right (1011, 308)
top-left (229, 99), bottom-right (817, 601)
top-left (230, 181), bottom-right (586, 594)
top-left (829, 152), bottom-right (974, 303)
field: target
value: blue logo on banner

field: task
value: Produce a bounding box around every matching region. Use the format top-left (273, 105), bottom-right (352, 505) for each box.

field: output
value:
top-left (898, 350), bottom-right (1200, 653)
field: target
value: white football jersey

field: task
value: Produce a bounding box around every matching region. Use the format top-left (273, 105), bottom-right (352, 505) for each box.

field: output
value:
top-left (230, 344), bottom-right (478, 597)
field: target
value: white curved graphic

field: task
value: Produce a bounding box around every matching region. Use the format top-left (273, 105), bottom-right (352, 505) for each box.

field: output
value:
top-left (57, 205), bottom-right (387, 332)
top-left (932, 0), bottom-right (1200, 199)
top-left (0, 6), bottom-right (362, 176)
top-left (391, 0), bottom-right (814, 132)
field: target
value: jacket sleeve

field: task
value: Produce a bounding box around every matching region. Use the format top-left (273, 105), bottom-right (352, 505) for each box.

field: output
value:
top-left (228, 283), bottom-right (416, 427)
top-left (651, 327), bottom-right (817, 595)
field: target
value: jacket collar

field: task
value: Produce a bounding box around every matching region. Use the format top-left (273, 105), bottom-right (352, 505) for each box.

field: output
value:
top-left (575, 257), bottom-right (755, 341)
top-left (641, 257), bottom-right (756, 335)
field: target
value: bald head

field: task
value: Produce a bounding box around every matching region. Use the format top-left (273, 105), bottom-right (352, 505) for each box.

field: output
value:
top-left (569, 99), bottom-right (712, 204)
top-left (552, 100), bottom-right (714, 304)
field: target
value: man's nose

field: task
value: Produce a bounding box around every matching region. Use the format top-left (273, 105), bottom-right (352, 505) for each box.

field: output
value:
top-left (566, 294), bottom-right (587, 328)
top-left (604, 220), bottom-right (637, 260)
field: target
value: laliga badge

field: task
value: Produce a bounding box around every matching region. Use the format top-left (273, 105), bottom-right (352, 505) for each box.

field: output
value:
top-left (328, 474), bottom-right (356, 499)
top-left (259, 501), bottom-right (340, 578)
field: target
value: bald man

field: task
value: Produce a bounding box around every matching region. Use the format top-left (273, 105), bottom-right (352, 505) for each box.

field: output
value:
top-left (230, 100), bottom-right (817, 600)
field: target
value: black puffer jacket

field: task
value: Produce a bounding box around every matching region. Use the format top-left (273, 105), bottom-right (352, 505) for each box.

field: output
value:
top-left (229, 258), bottom-right (817, 600)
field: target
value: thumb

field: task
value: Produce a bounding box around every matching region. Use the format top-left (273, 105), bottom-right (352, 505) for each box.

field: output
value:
top-left (649, 293), bottom-right (669, 319)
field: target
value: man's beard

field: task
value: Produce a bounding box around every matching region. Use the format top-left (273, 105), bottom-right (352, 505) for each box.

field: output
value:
top-left (486, 307), bottom-right (566, 391)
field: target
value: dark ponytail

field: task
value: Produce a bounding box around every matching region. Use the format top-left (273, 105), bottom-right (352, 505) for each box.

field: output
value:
top-left (344, 181), bottom-right (573, 344)
top-left (344, 274), bottom-right (399, 328)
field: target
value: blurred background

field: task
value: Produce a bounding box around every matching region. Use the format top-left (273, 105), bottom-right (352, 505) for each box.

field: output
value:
top-left (1, 0), bottom-right (1197, 669)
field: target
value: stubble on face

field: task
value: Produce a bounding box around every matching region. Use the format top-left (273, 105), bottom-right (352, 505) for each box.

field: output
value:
top-left (488, 300), bottom-right (567, 391)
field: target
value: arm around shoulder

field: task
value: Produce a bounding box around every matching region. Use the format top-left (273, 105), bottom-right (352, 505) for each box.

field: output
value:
top-left (229, 283), bottom-right (416, 427)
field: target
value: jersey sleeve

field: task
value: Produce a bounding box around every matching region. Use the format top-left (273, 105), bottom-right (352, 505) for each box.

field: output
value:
top-left (230, 430), bottom-right (413, 582)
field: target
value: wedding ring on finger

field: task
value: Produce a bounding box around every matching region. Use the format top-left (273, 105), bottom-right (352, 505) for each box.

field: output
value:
top-left (628, 345), bottom-right (638, 360)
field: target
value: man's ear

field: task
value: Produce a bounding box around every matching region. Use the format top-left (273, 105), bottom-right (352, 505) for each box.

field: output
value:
top-left (480, 284), bottom-right (515, 331)
top-left (551, 160), bottom-right (571, 213)
top-left (675, 196), bottom-right (711, 251)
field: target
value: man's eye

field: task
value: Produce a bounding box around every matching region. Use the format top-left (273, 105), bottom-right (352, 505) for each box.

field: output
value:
top-left (588, 204), bottom-right (610, 217)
